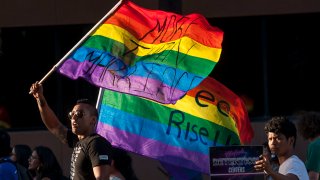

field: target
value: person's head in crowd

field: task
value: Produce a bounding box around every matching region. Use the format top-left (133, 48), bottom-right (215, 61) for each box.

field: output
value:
top-left (0, 130), bottom-right (20, 180)
top-left (296, 111), bottom-right (320, 180)
top-left (11, 144), bottom-right (32, 169)
top-left (111, 147), bottom-right (139, 180)
top-left (0, 129), bottom-right (11, 158)
top-left (296, 111), bottom-right (320, 141)
top-left (264, 116), bottom-right (297, 156)
top-left (28, 146), bottom-right (63, 180)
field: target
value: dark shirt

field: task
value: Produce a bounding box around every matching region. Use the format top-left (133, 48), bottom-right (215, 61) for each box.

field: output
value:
top-left (0, 156), bottom-right (19, 180)
top-left (67, 130), bottom-right (113, 180)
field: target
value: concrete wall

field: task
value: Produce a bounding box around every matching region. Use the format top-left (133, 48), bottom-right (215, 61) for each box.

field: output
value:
top-left (182, 0), bottom-right (320, 17)
top-left (1, 0), bottom-right (320, 27)
top-left (0, 0), bottom-right (158, 27)
top-left (8, 121), bottom-right (309, 179)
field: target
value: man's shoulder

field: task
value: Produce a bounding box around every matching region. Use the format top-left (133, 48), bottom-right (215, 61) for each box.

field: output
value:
top-left (280, 155), bottom-right (305, 168)
top-left (279, 155), bottom-right (308, 177)
top-left (0, 158), bottom-right (15, 167)
top-left (89, 133), bottom-right (110, 142)
top-left (0, 161), bottom-right (16, 170)
top-left (287, 155), bottom-right (304, 163)
top-left (0, 158), bottom-right (18, 177)
top-left (282, 155), bottom-right (307, 174)
top-left (81, 133), bottom-right (112, 148)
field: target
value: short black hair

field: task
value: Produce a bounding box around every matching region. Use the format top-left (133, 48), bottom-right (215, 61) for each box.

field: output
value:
top-left (264, 116), bottom-right (297, 147)
top-left (76, 98), bottom-right (95, 106)
top-left (33, 146), bottom-right (63, 178)
top-left (0, 130), bottom-right (11, 157)
top-left (13, 144), bottom-right (32, 169)
top-left (76, 98), bottom-right (98, 117)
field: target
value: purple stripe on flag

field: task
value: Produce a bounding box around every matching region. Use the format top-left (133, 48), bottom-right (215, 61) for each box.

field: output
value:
top-left (58, 59), bottom-right (186, 104)
top-left (97, 122), bottom-right (209, 173)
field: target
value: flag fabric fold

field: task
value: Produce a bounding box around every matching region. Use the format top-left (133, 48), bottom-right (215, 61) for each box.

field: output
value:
top-left (96, 76), bottom-right (254, 176)
top-left (57, 0), bottom-right (223, 104)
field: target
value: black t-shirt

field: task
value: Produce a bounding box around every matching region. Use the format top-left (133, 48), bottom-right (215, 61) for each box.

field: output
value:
top-left (67, 130), bottom-right (113, 180)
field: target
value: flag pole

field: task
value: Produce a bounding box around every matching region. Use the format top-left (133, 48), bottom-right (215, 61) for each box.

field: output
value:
top-left (33, 0), bottom-right (124, 86)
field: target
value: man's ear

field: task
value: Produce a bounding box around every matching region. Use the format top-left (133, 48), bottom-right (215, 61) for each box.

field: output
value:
top-left (90, 116), bottom-right (97, 126)
top-left (288, 137), bottom-right (294, 145)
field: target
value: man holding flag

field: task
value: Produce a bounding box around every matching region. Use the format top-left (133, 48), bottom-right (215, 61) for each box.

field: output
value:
top-left (28, 0), bottom-right (253, 179)
top-left (30, 82), bottom-right (113, 180)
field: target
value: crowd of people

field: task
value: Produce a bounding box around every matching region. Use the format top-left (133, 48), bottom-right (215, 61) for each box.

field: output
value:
top-left (1, 80), bottom-right (319, 180)
top-left (0, 128), bottom-right (138, 180)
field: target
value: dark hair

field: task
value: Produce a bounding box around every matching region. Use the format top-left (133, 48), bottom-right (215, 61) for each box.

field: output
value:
top-left (0, 130), bottom-right (11, 157)
top-left (76, 98), bottom-right (98, 117)
top-left (264, 116), bottom-right (297, 147)
top-left (33, 146), bottom-right (63, 180)
top-left (297, 111), bottom-right (320, 140)
top-left (113, 147), bottom-right (139, 180)
top-left (13, 144), bottom-right (32, 169)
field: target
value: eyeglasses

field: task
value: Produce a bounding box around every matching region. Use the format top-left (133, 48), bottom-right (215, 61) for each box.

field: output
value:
top-left (68, 110), bottom-right (85, 120)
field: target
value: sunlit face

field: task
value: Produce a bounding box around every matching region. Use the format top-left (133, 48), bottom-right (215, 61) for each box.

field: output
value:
top-left (267, 132), bottom-right (292, 157)
top-left (28, 151), bottom-right (40, 171)
top-left (69, 104), bottom-right (95, 136)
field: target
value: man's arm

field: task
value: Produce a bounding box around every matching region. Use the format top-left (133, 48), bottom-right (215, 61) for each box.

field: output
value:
top-left (30, 82), bottom-right (68, 144)
top-left (255, 156), bottom-right (298, 180)
top-left (267, 171), bottom-right (299, 180)
top-left (93, 165), bottom-right (112, 180)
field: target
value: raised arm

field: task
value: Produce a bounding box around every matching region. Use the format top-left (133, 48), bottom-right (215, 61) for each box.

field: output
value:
top-left (30, 82), bottom-right (68, 144)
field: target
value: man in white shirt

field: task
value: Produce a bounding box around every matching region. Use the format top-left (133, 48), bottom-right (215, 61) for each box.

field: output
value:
top-left (254, 116), bottom-right (308, 180)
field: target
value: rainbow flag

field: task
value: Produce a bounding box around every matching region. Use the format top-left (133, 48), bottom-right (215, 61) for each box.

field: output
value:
top-left (96, 77), bottom-right (254, 175)
top-left (57, 0), bottom-right (223, 104)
